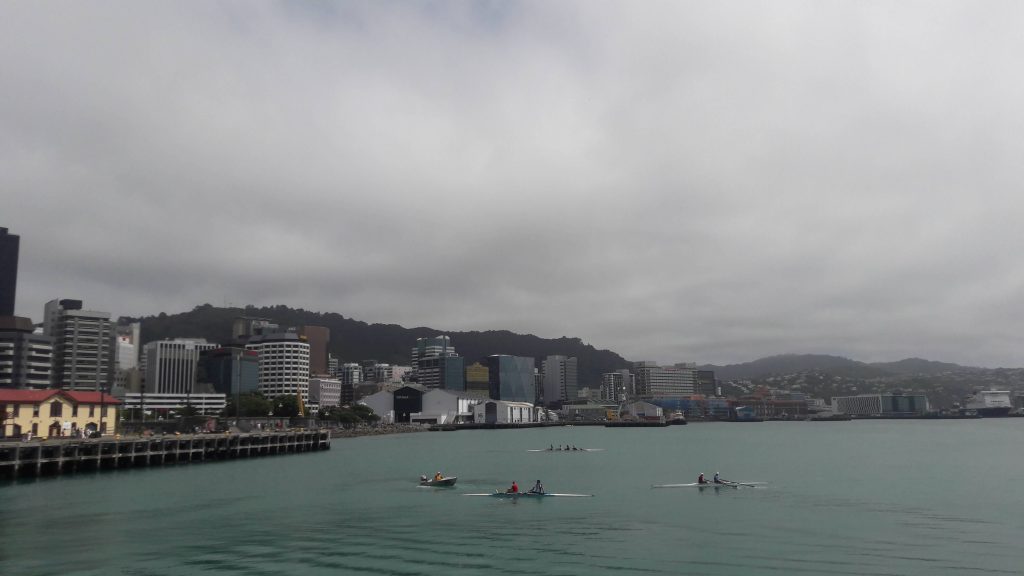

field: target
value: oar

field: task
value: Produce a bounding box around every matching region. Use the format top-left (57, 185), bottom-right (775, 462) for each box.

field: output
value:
top-left (721, 479), bottom-right (756, 488)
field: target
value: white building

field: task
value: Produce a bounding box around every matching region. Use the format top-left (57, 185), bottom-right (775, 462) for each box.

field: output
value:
top-left (359, 390), bottom-right (395, 424)
top-left (123, 392), bottom-right (226, 415)
top-left (622, 401), bottom-right (663, 421)
top-left (143, 338), bottom-right (218, 395)
top-left (633, 362), bottom-right (696, 398)
top-left (542, 355), bottom-right (578, 405)
top-left (246, 330), bottom-right (310, 403)
top-left (473, 400), bottom-right (536, 424)
top-left (43, 299), bottom-right (115, 391)
top-left (309, 377), bottom-right (342, 409)
top-left (410, 389), bottom-right (478, 424)
top-left (601, 369), bottom-right (634, 402)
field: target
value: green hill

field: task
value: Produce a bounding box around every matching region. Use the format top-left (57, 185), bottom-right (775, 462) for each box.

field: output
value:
top-left (125, 304), bottom-right (631, 388)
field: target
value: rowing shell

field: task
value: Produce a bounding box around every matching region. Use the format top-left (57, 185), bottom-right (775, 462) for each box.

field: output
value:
top-left (652, 481), bottom-right (764, 489)
top-left (464, 492), bottom-right (594, 498)
top-left (526, 448), bottom-right (605, 452)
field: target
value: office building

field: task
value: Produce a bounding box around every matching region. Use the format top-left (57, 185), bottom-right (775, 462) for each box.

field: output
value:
top-left (143, 338), bottom-right (218, 395)
top-left (542, 355), bottom-right (578, 406)
top-left (464, 362), bottom-right (490, 399)
top-left (0, 316), bottom-right (52, 389)
top-left (43, 299), bottom-right (114, 391)
top-left (299, 325), bottom-right (330, 376)
top-left (197, 347), bottom-right (259, 396)
top-left (633, 361), bottom-right (696, 398)
top-left (308, 377), bottom-right (342, 410)
top-left (696, 370), bottom-right (717, 396)
top-left (246, 330), bottom-right (310, 402)
top-left (411, 335), bottom-right (456, 372)
top-left (486, 355), bottom-right (535, 403)
top-left (0, 227), bottom-right (19, 317)
top-left (600, 369), bottom-right (634, 402)
top-left (417, 355), bottom-right (465, 390)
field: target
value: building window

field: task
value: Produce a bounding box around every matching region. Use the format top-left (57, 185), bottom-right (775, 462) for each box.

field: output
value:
top-left (72, 404), bottom-right (79, 417)
top-left (50, 402), bottom-right (63, 418)
top-left (32, 423), bottom-right (38, 435)
top-left (33, 404), bottom-right (40, 417)
top-left (89, 405), bottom-right (95, 417)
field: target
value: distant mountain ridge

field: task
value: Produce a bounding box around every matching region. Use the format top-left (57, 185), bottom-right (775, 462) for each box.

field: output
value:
top-left (125, 304), bottom-right (632, 387)
top-left (700, 354), bottom-right (980, 382)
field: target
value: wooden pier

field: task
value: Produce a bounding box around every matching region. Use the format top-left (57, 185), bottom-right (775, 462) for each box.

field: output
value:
top-left (0, 430), bottom-right (330, 480)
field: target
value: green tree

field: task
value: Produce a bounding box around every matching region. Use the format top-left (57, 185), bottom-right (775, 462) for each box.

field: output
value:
top-left (271, 395), bottom-right (301, 418)
top-left (223, 393), bottom-right (273, 417)
top-left (351, 404), bottom-right (380, 423)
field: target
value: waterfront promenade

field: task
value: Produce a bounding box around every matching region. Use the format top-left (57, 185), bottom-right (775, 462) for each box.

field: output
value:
top-left (0, 429), bottom-right (330, 480)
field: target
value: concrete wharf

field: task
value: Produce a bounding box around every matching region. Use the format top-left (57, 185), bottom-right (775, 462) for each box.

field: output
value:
top-left (0, 430), bottom-right (330, 480)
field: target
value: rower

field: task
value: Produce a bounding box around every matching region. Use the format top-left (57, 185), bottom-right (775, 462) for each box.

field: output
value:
top-left (698, 473), bottom-right (707, 484)
top-left (713, 472), bottom-right (722, 484)
top-left (529, 479), bottom-right (544, 494)
top-left (507, 480), bottom-right (519, 493)
top-left (549, 444), bottom-right (554, 451)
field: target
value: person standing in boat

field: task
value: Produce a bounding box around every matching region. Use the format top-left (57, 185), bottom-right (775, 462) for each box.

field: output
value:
top-left (698, 473), bottom-right (707, 484)
top-left (507, 480), bottom-right (519, 493)
top-left (529, 479), bottom-right (544, 494)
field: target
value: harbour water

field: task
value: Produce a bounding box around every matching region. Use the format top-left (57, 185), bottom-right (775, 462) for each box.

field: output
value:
top-left (2, 420), bottom-right (1022, 575)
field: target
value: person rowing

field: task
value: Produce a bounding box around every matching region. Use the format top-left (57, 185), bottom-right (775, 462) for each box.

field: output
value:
top-left (713, 472), bottom-right (722, 484)
top-left (529, 479), bottom-right (544, 494)
top-left (698, 473), bottom-right (708, 484)
top-left (549, 444), bottom-right (554, 451)
top-left (506, 480), bottom-right (519, 493)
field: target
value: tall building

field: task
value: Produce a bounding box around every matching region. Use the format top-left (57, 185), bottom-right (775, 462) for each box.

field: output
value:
top-left (411, 335), bottom-right (456, 372)
top-left (0, 316), bottom-right (52, 389)
top-left (542, 355), bottom-right (578, 406)
top-left (43, 299), bottom-right (114, 391)
top-left (0, 227), bottom-right (19, 317)
top-left (143, 338), bottom-right (218, 395)
top-left (486, 355), bottom-right (535, 403)
top-left (632, 361), bottom-right (695, 398)
top-left (339, 363), bottom-right (363, 387)
top-left (601, 369), bottom-right (634, 402)
top-left (417, 355), bottom-right (465, 390)
top-left (696, 370), bottom-right (717, 396)
top-left (197, 347), bottom-right (259, 397)
top-left (113, 322), bottom-right (141, 392)
top-left (299, 325), bottom-right (330, 376)
top-left (327, 354), bottom-right (339, 378)
top-left (308, 377), bottom-right (342, 410)
top-left (246, 330), bottom-right (310, 402)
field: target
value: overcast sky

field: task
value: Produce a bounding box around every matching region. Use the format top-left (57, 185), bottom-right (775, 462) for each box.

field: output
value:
top-left (4, 1), bottom-right (1024, 367)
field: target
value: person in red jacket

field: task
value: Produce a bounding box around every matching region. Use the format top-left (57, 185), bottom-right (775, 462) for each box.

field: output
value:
top-left (507, 481), bottom-right (519, 493)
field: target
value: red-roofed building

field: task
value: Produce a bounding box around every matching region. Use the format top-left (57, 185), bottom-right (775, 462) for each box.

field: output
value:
top-left (0, 389), bottom-right (120, 440)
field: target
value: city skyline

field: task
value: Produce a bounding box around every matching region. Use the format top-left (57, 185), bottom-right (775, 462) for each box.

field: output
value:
top-left (5, 2), bottom-right (1024, 368)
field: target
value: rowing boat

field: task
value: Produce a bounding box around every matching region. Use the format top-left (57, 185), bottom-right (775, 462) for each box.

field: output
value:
top-left (652, 481), bottom-right (763, 489)
top-left (463, 491), bottom-right (593, 498)
top-left (526, 448), bottom-right (604, 452)
top-left (419, 476), bottom-right (457, 487)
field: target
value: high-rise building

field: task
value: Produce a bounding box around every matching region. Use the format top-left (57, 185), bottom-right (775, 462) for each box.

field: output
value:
top-left (299, 325), bottom-right (330, 376)
top-left (246, 330), bottom-right (310, 402)
top-left (308, 377), bottom-right (342, 410)
top-left (601, 369), bottom-right (634, 402)
top-left (113, 322), bottom-right (141, 392)
top-left (197, 347), bottom-right (259, 397)
top-left (696, 370), bottom-right (717, 396)
top-left (43, 299), bottom-right (114, 391)
top-left (411, 335), bottom-right (456, 372)
top-left (486, 355), bottom-right (535, 403)
top-left (0, 316), bottom-right (52, 389)
top-left (327, 354), bottom-right (339, 378)
top-left (632, 361), bottom-right (696, 398)
top-left (0, 227), bottom-right (19, 317)
top-left (542, 355), bottom-right (578, 406)
top-left (417, 355), bottom-right (465, 390)
top-left (143, 338), bottom-right (218, 395)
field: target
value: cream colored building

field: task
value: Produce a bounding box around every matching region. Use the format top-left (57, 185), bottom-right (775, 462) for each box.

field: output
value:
top-left (0, 389), bottom-right (120, 439)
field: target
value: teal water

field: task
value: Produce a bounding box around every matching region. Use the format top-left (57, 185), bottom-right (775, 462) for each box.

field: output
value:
top-left (2, 420), bottom-right (1023, 575)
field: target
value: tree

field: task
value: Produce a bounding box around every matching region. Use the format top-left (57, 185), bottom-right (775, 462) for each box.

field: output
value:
top-left (271, 395), bottom-right (301, 418)
top-left (223, 393), bottom-right (273, 417)
top-left (351, 404), bottom-right (380, 423)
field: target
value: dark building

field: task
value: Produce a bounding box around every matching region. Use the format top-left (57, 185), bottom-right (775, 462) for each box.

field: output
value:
top-left (696, 370), bottom-right (717, 396)
top-left (487, 355), bottom-right (535, 403)
top-left (392, 385), bottom-right (424, 423)
top-left (299, 325), bottom-right (330, 376)
top-left (417, 355), bottom-right (465, 391)
top-left (0, 228), bottom-right (19, 316)
top-left (197, 347), bottom-right (259, 396)
top-left (0, 316), bottom-right (52, 389)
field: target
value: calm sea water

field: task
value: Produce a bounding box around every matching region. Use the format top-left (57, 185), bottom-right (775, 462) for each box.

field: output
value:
top-left (2, 420), bottom-right (1022, 575)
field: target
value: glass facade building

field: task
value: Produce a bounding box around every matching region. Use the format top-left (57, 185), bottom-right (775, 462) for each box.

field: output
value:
top-left (487, 355), bottom-right (535, 403)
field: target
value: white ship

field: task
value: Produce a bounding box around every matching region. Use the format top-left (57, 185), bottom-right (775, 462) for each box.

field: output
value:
top-left (964, 390), bottom-right (1012, 417)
